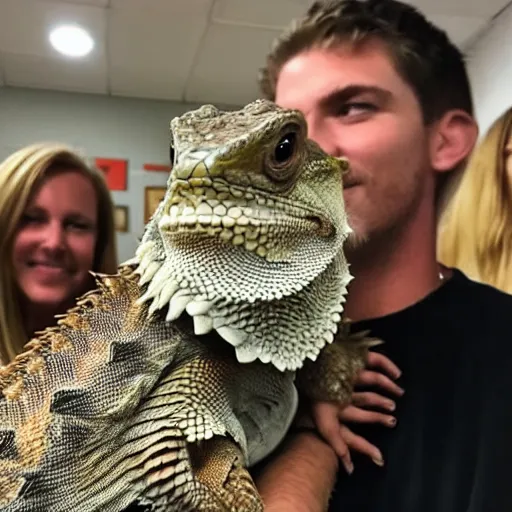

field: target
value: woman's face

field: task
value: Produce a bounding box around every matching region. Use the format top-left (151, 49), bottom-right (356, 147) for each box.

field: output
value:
top-left (12, 170), bottom-right (99, 311)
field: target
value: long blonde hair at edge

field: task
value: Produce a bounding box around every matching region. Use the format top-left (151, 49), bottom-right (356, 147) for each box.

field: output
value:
top-left (438, 106), bottom-right (512, 293)
top-left (0, 143), bottom-right (118, 363)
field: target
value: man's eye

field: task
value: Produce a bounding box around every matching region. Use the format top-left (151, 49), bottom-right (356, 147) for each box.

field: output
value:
top-left (337, 102), bottom-right (376, 117)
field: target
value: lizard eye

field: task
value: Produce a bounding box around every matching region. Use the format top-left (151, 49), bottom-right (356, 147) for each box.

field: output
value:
top-left (273, 132), bottom-right (297, 166)
top-left (265, 123), bottom-right (302, 184)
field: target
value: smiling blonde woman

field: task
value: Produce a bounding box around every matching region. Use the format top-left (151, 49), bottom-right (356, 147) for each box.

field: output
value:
top-left (438, 106), bottom-right (512, 294)
top-left (0, 143), bottom-right (118, 364)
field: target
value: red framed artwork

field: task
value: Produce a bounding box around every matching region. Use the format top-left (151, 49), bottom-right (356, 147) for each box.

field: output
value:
top-left (95, 158), bottom-right (128, 191)
top-left (143, 163), bottom-right (172, 172)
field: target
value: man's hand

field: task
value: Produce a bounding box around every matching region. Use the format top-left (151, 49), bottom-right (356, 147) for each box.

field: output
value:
top-left (312, 351), bottom-right (403, 474)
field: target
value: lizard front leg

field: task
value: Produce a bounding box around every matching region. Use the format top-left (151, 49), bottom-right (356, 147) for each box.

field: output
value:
top-left (189, 436), bottom-right (263, 512)
top-left (296, 318), bottom-right (382, 404)
top-left (126, 434), bottom-right (262, 512)
top-left (293, 319), bottom-right (382, 473)
top-left (132, 335), bottom-right (291, 512)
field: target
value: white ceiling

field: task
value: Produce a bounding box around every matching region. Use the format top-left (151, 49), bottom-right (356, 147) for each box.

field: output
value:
top-left (0, 0), bottom-right (509, 107)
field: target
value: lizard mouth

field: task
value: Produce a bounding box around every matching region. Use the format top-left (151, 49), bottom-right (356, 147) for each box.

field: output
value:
top-left (158, 180), bottom-right (330, 258)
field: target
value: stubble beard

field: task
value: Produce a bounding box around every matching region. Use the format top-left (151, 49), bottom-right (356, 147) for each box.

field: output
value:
top-left (342, 175), bottom-right (426, 271)
top-left (343, 208), bottom-right (369, 254)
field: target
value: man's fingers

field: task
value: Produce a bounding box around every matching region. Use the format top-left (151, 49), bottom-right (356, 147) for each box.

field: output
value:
top-left (366, 352), bottom-right (401, 379)
top-left (339, 404), bottom-right (396, 428)
top-left (340, 425), bottom-right (384, 467)
top-left (356, 369), bottom-right (405, 396)
top-left (352, 391), bottom-right (395, 412)
top-left (313, 402), bottom-right (354, 474)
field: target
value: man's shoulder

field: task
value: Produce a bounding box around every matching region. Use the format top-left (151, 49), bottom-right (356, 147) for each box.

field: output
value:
top-left (447, 268), bottom-right (512, 333)
top-left (449, 268), bottom-right (512, 309)
top-left (353, 268), bottom-right (511, 341)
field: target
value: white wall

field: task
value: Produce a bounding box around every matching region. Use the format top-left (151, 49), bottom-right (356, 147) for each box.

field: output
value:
top-left (466, 2), bottom-right (512, 135)
top-left (0, 87), bottom-right (220, 263)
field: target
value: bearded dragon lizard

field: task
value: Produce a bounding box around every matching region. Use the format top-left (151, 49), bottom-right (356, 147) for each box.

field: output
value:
top-left (0, 99), bottom-right (378, 511)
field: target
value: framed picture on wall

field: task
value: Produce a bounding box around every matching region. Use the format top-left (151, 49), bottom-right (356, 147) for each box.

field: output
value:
top-left (144, 186), bottom-right (167, 224)
top-left (114, 205), bottom-right (129, 232)
top-left (95, 157), bottom-right (128, 191)
top-left (143, 163), bottom-right (172, 172)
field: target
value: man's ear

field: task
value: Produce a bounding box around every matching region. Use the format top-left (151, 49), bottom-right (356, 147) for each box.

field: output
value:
top-left (429, 110), bottom-right (478, 173)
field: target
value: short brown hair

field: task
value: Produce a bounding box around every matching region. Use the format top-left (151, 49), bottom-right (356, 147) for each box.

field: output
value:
top-left (259, 0), bottom-right (474, 124)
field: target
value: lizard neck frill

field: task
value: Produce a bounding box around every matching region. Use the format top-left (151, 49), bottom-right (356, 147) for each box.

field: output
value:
top-left (131, 225), bottom-right (353, 372)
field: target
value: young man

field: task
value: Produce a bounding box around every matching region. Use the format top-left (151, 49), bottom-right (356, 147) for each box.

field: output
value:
top-left (254, 1), bottom-right (512, 511)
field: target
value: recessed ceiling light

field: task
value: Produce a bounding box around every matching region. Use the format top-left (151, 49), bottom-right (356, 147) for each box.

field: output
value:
top-left (49, 25), bottom-right (94, 58)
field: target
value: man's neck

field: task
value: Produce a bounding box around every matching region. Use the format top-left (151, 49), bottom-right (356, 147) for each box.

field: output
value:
top-left (343, 209), bottom-right (444, 323)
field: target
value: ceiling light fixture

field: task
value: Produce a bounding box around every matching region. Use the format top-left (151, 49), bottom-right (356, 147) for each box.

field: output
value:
top-left (49, 24), bottom-right (94, 58)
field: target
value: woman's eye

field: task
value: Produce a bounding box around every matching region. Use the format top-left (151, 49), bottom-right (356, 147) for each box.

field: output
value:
top-left (67, 221), bottom-right (92, 231)
top-left (20, 213), bottom-right (42, 225)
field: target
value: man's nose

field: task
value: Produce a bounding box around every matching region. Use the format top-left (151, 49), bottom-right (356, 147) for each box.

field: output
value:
top-left (305, 119), bottom-right (341, 157)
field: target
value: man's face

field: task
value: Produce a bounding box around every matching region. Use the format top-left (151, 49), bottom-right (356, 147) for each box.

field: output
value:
top-left (275, 39), bottom-right (435, 248)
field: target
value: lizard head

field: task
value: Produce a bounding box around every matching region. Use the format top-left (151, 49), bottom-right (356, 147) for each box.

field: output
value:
top-left (132, 99), bottom-right (353, 372)
top-left (161, 99), bottom-right (349, 261)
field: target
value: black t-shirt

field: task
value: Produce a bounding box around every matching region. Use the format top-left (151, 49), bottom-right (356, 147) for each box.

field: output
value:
top-left (329, 269), bottom-right (512, 512)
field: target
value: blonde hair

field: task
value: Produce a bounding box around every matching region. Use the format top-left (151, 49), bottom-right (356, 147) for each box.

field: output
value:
top-left (0, 143), bottom-right (119, 362)
top-left (438, 106), bottom-right (512, 293)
